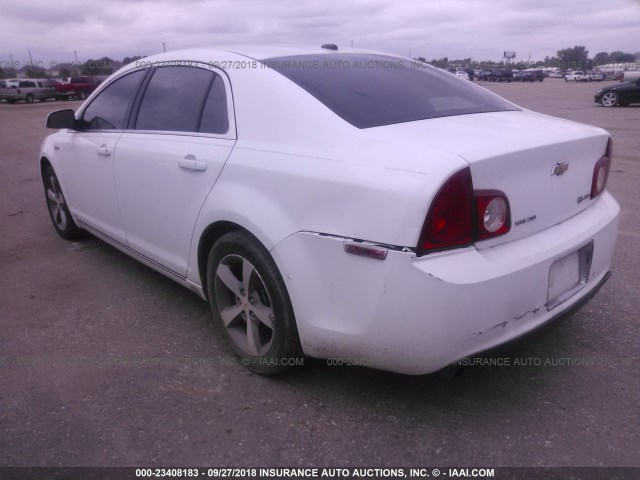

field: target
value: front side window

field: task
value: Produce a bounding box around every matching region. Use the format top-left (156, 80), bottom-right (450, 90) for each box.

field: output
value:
top-left (82, 70), bottom-right (145, 130)
top-left (136, 66), bottom-right (225, 133)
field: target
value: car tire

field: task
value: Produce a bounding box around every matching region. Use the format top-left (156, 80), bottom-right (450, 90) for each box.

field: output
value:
top-left (77, 90), bottom-right (87, 100)
top-left (206, 230), bottom-right (303, 375)
top-left (25, 94), bottom-right (34, 103)
top-left (600, 92), bottom-right (619, 107)
top-left (43, 165), bottom-right (83, 240)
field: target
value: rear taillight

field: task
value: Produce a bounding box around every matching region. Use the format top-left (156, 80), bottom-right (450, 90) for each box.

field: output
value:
top-left (475, 191), bottom-right (510, 240)
top-left (590, 138), bottom-right (612, 199)
top-left (417, 168), bottom-right (474, 252)
top-left (417, 168), bottom-right (511, 254)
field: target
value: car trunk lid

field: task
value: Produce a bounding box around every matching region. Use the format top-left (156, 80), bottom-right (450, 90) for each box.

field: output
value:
top-left (368, 110), bottom-right (610, 247)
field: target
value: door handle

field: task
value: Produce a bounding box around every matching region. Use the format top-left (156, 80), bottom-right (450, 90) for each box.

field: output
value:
top-left (97, 144), bottom-right (111, 157)
top-left (178, 155), bottom-right (207, 172)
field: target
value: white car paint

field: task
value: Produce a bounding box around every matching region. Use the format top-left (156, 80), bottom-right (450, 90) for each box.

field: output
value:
top-left (40, 45), bottom-right (620, 375)
top-left (55, 130), bottom-right (128, 244)
top-left (565, 71), bottom-right (587, 82)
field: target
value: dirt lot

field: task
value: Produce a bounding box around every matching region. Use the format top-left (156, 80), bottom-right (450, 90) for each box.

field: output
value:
top-left (1, 79), bottom-right (639, 468)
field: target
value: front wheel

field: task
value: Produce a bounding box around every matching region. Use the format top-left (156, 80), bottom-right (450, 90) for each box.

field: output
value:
top-left (25, 94), bottom-right (34, 103)
top-left (600, 92), bottom-right (619, 107)
top-left (77, 90), bottom-right (87, 100)
top-left (206, 231), bottom-right (303, 375)
top-left (43, 165), bottom-right (82, 239)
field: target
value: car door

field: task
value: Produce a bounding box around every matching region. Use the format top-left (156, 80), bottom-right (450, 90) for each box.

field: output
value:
top-left (114, 65), bottom-right (236, 276)
top-left (55, 69), bottom-right (147, 244)
top-left (630, 80), bottom-right (640, 103)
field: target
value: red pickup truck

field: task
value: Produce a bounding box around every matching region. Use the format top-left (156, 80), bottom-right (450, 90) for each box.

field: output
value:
top-left (55, 76), bottom-right (101, 100)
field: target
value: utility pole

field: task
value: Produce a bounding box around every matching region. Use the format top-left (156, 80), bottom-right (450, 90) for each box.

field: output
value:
top-left (163, 42), bottom-right (166, 52)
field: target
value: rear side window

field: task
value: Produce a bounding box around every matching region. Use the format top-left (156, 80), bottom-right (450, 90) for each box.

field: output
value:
top-left (136, 66), bottom-right (226, 133)
top-left (264, 54), bottom-right (519, 128)
top-left (19, 81), bottom-right (36, 88)
top-left (199, 75), bottom-right (229, 134)
top-left (82, 70), bottom-right (145, 130)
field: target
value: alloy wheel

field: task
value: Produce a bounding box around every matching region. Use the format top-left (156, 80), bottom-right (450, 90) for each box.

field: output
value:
top-left (601, 92), bottom-right (618, 107)
top-left (214, 254), bottom-right (275, 356)
top-left (46, 174), bottom-right (68, 231)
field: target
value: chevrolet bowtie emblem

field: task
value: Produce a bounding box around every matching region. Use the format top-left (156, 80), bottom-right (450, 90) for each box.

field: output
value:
top-left (552, 162), bottom-right (569, 176)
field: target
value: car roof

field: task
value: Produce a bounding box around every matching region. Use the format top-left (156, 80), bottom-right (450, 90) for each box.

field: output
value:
top-left (130, 45), bottom-right (398, 66)
top-left (209, 44), bottom-right (384, 60)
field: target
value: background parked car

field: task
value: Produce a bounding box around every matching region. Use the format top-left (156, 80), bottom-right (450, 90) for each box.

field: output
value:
top-left (463, 68), bottom-right (475, 81)
top-left (54, 76), bottom-right (101, 100)
top-left (0, 80), bottom-right (14, 102)
top-left (587, 71), bottom-right (605, 82)
top-left (478, 68), bottom-right (513, 82)
top-left (525, 69), bottom-right (545, 82)
top-left (0, 78), bottom-right (57, 103)
top-left (595, 77), bottom-right (640, 107)
top-left (445, 68), bottom-right (469, 80)
top-left (565, 71), bottom-right (588, 82)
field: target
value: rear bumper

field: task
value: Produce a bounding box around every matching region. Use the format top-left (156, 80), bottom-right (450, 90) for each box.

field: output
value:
top-left (271, 192), bottom-right (620, 375)
top-left (450, 269), bottom-right (612, 369)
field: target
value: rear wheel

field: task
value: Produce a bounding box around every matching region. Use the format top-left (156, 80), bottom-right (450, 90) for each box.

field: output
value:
top-left (206, 231), bottom-right (303, 375)
top-left (25, 94), bottom-right (34, 103)
top-left (601, 92), bottom-right (619, 107)
top-left (43, 165), bottom-right (82, 239)
top-left (77, 90), bottom-right (87, 100)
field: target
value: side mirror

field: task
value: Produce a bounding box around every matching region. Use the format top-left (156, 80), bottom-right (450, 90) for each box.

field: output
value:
top-left (46, 109), bottom-right (77, 129)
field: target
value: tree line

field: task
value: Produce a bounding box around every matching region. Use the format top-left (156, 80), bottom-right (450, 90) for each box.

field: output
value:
top-left (428, 46), bottom-right (638, 71)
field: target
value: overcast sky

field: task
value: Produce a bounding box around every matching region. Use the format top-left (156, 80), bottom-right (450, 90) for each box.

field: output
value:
top-left (1, 0), bottom-right (639, 67)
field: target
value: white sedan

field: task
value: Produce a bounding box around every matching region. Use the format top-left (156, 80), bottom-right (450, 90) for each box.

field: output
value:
top-left (41, 45), bottom-right (619, 375)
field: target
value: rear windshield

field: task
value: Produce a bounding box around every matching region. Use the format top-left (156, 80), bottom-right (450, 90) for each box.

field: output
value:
top-left (263, 54), bottom-right (519, 128)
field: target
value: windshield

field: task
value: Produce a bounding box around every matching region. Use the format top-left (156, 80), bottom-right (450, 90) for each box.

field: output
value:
top-left (263, 54), bottom-right (519, 128)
